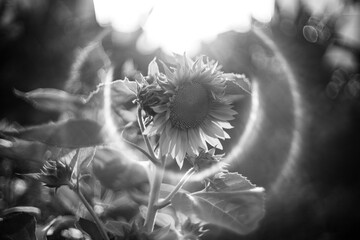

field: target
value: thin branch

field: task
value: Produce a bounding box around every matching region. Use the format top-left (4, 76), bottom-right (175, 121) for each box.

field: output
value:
top-left (137, 106), bottom-right (157, 160)
top-left (75, 176), bottom-right (109, 240)
top-left (120, 130), bottom-right (160, 166)
top-left (157, 168), bottom-right (195, 209)
top-left (137, 105), bottom-right (164, 232)
top-left (144, 156), bottom-right (165, 232)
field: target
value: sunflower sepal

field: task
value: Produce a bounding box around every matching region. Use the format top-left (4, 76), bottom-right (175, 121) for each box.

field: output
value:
top-left (148, 57), bottom-right (160, 78)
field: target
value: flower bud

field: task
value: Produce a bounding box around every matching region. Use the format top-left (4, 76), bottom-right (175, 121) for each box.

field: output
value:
top-left (25, 159), bottom-right (72, 190)
top-left (187, 148), bottom-right (228, 175)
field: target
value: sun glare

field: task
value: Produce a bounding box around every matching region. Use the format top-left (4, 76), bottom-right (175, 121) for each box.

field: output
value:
top-left (93, 0), bottom-right (275, 55)
top-left (93, 0), bottom-right (154, 33)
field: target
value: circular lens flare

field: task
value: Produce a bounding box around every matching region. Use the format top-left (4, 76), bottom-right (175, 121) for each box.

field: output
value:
top-left (163, 29), bottom-right (304, 191)
top-left (102, 28), bottom-right (304, 194)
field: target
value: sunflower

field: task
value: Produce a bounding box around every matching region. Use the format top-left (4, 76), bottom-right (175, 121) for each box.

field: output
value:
top-left (140, 54), bottom-right (249, 168)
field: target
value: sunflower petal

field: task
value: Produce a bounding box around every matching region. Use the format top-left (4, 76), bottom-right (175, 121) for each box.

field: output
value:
top-left (217, 121), bottom-right (233, 129)
top-left (187, 129), bottom-right (199, 154)
top-left (168, 127), bottom-right (178, 156)
top-left (160, 124), bottom-right (172, 153)
top-left (176, 154), bottom-right (184, 169)
top-left (174, 131), bottom-right (188, 167)
top-left (194, 128), bottom-right (207, 151)
top-left (200, 129), bottom-right (223, 150)
top-left (171, 129), bottom-right (180, 157)
top-left (211, 106), bottom-right (238, 117)
top-left (201, 120), bottom-right (227, 139)
top-left (150, 114), bottom-right (168, 134)
top-left (212, 121), bottom-right (230, 139)
top-left (209, 110), bottom-right (236, 121)
top-left (160, 135), bottom-right (170, 154)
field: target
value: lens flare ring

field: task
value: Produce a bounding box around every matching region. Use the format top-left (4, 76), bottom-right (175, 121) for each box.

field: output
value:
top-left (162, 28), bottom-right (304, 190)
top-left (101, 28), bottom-right (304, 192)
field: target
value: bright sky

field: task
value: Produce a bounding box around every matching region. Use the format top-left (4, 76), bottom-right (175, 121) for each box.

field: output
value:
top-left (93, 0), bottom-right (275, 55)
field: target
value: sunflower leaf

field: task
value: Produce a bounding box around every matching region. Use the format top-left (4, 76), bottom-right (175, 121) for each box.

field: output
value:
top-left (104, 220), bottom-right (131, 238)
top-left (0, 119), bottom-right (105, 148)
top-left (93, 147), bottom-right (149, 192)
top-left (85, 78), bottom-right (137, 107)
top-left (223, 73), bottom-right (251, 96)
top-left (159, 183), bottom-right (189, 199)
top-left (171, 173), bottom-right (265, 235)
top-left (69, 147), bottom-right (97, 180)
top-left (207, 172), bottom-right (257, 192)
top-left (14, 88), bottom-right (86, 113)
top-left (0, 139), bottom-right (48, 167)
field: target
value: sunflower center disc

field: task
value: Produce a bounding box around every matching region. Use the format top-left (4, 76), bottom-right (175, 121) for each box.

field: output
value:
top-left (170, 82), bottom-right (209, 129)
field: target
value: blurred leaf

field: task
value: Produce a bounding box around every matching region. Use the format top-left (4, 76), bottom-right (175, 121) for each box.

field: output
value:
top-left (70, 147), bottom-right (97, 180)
top-left (0, 212), bottom-right (37, 240)
top-left (86, 79), bottom-right (137, 107)
top-left (223, 73), bottom-right (251, 96)
top-left (103, 194), bottom-right (139, 221)
top-left (14, 88), bottom-right (86, 113)
top-left (149, 225), bottom-right (179, 240)
top-left (78, 147), bottom-right (97, 169)
top-left (41, 216), bottom-right (76, 240)
top-left (2, 206), bottom-right (41, 217)
top-left (121, 59), bottom-right (137, 77)
top-left (93, 147), bottom-right (149, 192)
top-left (76, 218), bottom-right (103, 240)
top-left (104, 220), bottom-right (131, 238)
top-left (155, 212), bottom-right (176, 230)
top-left (65, 34), bottom-right (110, 96)
top-left (171, 173), bottom-right (265, 235)
top-left (1, 119), bottom-right (105, 148)
top-left (139, 206), bottom-right (176, 230)
top-left (67, 149), bottom-right (80, 171)
top-left (159, 183), bottom-right (189, 199)
top-left (0, 138), bottom-right (48, 169)
top-left (0, 139), bottom-right (76, 173)
top-left (55, 187), bottom-right (81, 214)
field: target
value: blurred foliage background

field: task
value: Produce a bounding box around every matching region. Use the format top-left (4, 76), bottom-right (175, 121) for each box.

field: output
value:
top-left (0, 0), bottom-right (359, 239)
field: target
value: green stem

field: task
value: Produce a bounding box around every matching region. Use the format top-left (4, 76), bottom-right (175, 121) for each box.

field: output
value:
top-left (144, 161), bottom-right (165, 232)
top-left (75, 187), bottom-right (109, 240)
top-left (137, 106), bottom-right (165, 232)
top-left (157, 168), bottom-right (195, 209)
